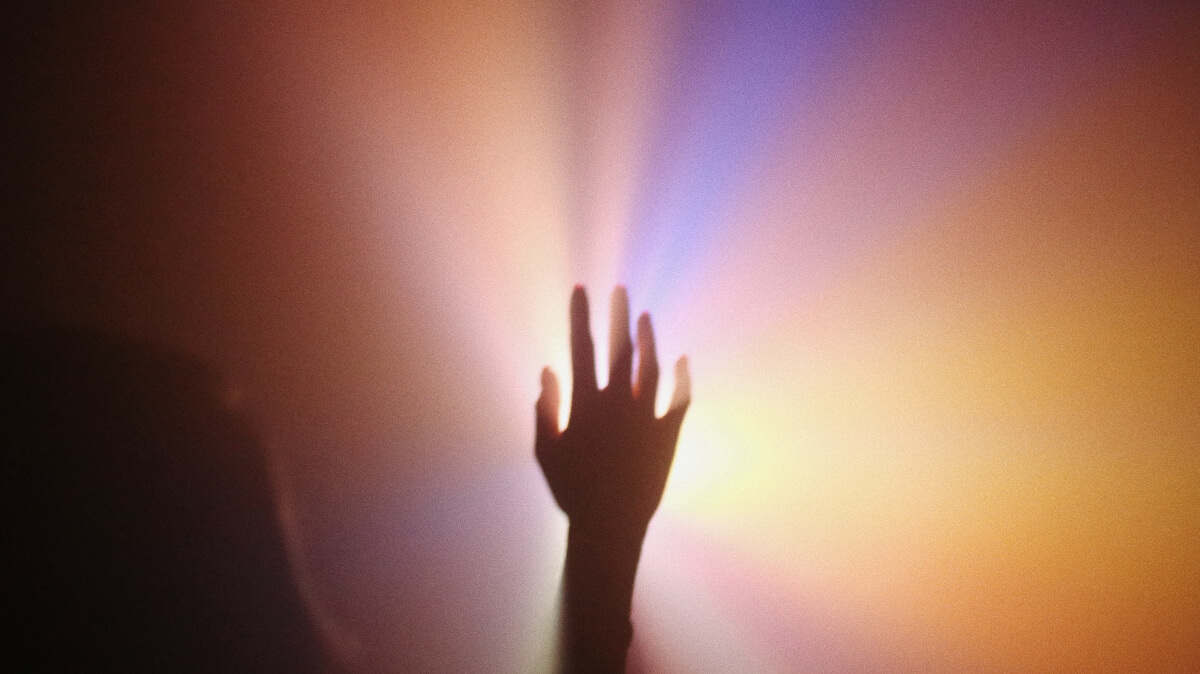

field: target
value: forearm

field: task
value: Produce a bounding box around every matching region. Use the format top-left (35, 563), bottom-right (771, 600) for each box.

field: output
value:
top-left (538, 287), bottom-right (690, 672)
top-left (560, 522), bottom-right (647, 673)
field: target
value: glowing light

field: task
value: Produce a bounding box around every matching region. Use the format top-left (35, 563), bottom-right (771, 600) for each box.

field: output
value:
top-left (296, 0), bottom-right (1200, 670)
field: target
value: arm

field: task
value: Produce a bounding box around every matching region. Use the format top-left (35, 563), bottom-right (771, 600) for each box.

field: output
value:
top-left (536, 286), bottom-right (691, 673)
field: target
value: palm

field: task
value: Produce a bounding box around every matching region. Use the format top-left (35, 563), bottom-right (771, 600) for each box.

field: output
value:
top-left (536, 287), bottom-right (690, 535)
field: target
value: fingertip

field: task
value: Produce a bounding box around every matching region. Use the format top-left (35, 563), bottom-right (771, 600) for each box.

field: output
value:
top-left (539, 367), bottom-right (560, 408)
top-left (537, 368), bottom-right (560, 429)
top-left (535, 368), bottom-right (561, 450)
top-left (571, 285), bottom-right (589, 317)
top-left (671, 355), bottom-right (691, 408)
top-left (638, 313), bottom-right (657, 355)
top-left (637, 313), bottom-right (655, 347)
top-left (611, 286), bottom-right (630, 319)
top-left (611, 287), bottom-right (630, 331)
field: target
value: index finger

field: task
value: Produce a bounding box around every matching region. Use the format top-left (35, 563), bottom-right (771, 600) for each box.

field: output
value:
top-left (570, 285), bottom-right (597, 401)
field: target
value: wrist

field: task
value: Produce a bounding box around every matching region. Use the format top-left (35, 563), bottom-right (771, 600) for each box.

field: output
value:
top-left (561, 522), bottom-right (645, 672)
top-left (564, 520), bottom-right (646, 591)
top-left (567, 515), bottom-right (649, 549)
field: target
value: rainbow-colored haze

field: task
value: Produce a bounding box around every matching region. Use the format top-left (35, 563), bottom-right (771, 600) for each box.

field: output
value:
top-left (258, 1), bottom-right (1200, 671)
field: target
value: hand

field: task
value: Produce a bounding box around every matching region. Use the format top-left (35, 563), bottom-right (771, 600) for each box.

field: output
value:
top-left (535, 286), bottom-right (691, 537)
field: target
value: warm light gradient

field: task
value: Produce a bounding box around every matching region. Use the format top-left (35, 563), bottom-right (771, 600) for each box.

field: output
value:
top-left (287, 1), bottom-right (1197, 671)
top-left (20, 1), bottom-right (1198, 672)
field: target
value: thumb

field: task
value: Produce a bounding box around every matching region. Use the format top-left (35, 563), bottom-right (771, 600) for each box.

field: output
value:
top-left (658, 356), bottom-right (691, 441)
top-left (535, 367), bottom-right (561, 464)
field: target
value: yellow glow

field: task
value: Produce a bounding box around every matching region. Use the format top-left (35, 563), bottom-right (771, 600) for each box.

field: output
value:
top-left (289, 1), bottom-right (1200, 669)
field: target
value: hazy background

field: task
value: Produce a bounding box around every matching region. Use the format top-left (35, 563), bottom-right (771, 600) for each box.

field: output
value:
top-left (6, 1), bottom-right (1198, 671)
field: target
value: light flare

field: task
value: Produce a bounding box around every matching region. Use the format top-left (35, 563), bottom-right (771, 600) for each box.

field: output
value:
top-left (294, 0), bottom-right (1200, 670)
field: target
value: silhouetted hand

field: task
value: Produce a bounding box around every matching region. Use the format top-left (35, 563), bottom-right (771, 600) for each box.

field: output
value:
top-left (535, 286), bottom-right (690, 673)
top-left (536, 286), bottom-right (690, 538)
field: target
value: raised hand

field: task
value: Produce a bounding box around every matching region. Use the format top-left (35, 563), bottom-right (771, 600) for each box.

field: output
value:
top-left (536, 285), bottom-right (691, 537)
top-left (535, 285), bottom-right (691, 673)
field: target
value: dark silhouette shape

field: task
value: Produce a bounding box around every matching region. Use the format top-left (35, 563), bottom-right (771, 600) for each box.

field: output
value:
top-left (1, 324), bottom-right (327, 672)
top-left (536, 286), bottom-right (691, 673)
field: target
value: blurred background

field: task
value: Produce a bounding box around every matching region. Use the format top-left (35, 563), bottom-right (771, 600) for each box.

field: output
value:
top-left (5, 0), bottom-right (1197, 671)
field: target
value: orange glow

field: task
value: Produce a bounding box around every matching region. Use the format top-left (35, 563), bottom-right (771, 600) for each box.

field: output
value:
top-left (19, 1), bottom-right (1200, 671)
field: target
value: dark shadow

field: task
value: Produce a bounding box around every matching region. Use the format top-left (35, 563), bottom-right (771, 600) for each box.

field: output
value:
top-left (2, 323), bottom-right (327, 672)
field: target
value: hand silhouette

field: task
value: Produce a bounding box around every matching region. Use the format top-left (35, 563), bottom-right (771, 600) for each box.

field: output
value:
top-left (536, 286), bottom-right (690, 672)
top-left (536, 286), bottom-right (690, 537)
